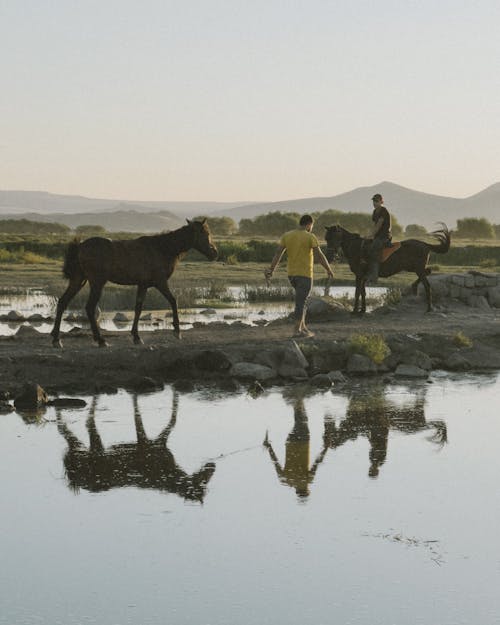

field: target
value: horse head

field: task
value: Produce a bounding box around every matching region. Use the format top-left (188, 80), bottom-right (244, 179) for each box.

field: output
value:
top-left (324, 225), bottom-right (344, 262)
top-left (186, 219), bottom-right (218, 260)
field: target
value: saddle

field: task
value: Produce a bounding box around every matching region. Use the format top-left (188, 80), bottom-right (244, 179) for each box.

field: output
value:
top-left (380, 241), bottom-right (401, 262)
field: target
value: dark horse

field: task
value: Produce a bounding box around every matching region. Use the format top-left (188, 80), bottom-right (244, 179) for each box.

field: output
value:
top-left (50, 219), bottom-right (218, 347)
top-left (324, 224), bottom-right (450, 313)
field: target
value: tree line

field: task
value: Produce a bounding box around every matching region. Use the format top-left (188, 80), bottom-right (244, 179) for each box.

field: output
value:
top-left (1, 213), bottom-right (500, 239)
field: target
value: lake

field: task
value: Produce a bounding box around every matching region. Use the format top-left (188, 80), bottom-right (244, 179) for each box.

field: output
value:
top-left (1, 373), bottom-right (499, 624)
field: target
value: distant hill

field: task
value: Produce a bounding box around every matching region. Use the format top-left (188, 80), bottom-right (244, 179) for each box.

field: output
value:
top-left (2, 183), bottom-right (499, 230)
top-left (0, 190), bottom-right (251, 218)
top-left (218, 181), bottom-right (500, 229)
top-left (0, 208), bottom-right (184, 233)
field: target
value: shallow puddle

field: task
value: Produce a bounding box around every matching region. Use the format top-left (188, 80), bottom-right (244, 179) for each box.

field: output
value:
top-left (1, 373), bottom-right (499, 624)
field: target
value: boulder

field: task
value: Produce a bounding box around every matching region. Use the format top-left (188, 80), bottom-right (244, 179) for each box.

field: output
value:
top-left (306, 296), bottom-right (350, 320)
top-left (309, 374), bottom-right (333, 388)
top-left (28, 313), bottom-right (45, 322)
top-left (487, 287), bottom-right (500, 308)
top-left (0, 401), bottom-right (14, 414)
top-left (444, 352), bottom-right (471, 371)
top-left (200, 308), bottom-right (217, 315)
top-left (347, 353), bottom-right (377, 375)
top-left (399, 349), bottom-right (432, 371)
top-left (229, 362), bottom-right (275, 381)
top-left (394, 364), bottom-right (429, 378)
top-left (7, 310), bottom-right (25, 321)
top-left (195, 350), bottom-right (232, 372)
top-left (15, 325), bottom-right (42, 338)
top-left (14, 383), bottom-right (49, 410)
top-left (113, 312), bottom-right (130, 323)
top-left (327, 370), bottom-right (347, 384)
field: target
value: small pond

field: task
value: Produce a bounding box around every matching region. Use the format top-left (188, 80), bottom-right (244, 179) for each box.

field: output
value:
top-left (1, 373), bottom-right (499, 624)
top-left (0, 285), bottom-right (386, 336)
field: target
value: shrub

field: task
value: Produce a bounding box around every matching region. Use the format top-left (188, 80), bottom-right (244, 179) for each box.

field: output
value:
top-left (479, 258), bottom-right (497, 268)
top-left (453, 331), bottom-right (473, 348)
top-left (382, 287), bottom-right (402, 307)
top-left (348, 333), bottom-right (390, 364)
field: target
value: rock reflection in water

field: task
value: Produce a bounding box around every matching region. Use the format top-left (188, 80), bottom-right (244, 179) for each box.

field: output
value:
top-left (56, 391), bottom-right (216, 502)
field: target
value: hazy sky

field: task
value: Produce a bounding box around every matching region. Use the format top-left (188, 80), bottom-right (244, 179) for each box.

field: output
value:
top-left (1, 0), bottom-right (499, 201)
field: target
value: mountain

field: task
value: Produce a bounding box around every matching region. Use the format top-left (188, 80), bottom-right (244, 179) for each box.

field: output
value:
top-left (218, 181), bottom-right (500, 229)
top-left (0, 190), bottom-right (251, 217)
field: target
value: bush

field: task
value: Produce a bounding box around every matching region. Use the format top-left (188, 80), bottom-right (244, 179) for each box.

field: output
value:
top-left (348, 333), bottom-right (390, 364)
top-left (453, 331), bottom-right (473, 348)
top-left (382, 287), bottom-right (402, 307)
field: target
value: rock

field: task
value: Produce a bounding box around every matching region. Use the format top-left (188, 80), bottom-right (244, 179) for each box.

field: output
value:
top-left (0, 401), bottom-right (14, 414)
top-left (445, 352), bottom-right (471, 371)
top-left (7, 310), bottom-right (25, 321)
top-left (347, 353), bottom-right (377, 375)
top-left (223, 314), bottom-right (239, 320)
top-left (14, 383), bottom-right (49, 410)
top-left (15, 325), bottom-right (42, 338)
top-left (229, 362), bottom-right (275, 381)
top-left (394, 364), bottom-right (429, 378)
top-left (450, 275), bottom-right (465, 286)
top-left (28, 313), bottom-right (45, 322)
top-left (306, 296), bottom-right (350, 320)
top-left (247, 381), bottom-right (265, 397)
top-left (253, 319), bottom-right (268, 326)
top-left (195, 350), bottom-right (232, 371)
top-left (277, 365), bottom-right (309, 380)
top-left (487, 286), bottom-right (500, 308)
top-left (400, 349), bottom-right (432, 371)
top-left (309, 374), bottom-right (333, 388)
top-left (127, 376), bottom-right (164, 393)
top-left (200, 308), bottom-right (217, 315)
top-left (48, 398), bottom-right (87, 408)
top-left (327, 370), bottom-right (347, 384)
top-left (140, 312), bottom-right (153, 321)
top-left (113, 312), bottom-right (130, 322)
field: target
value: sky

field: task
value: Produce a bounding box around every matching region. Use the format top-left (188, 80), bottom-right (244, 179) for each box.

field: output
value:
top-left (1, 0), bottom-right (499, 202)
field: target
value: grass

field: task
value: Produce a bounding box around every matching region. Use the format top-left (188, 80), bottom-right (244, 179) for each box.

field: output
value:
top-left (347, 333), bottom-right (391, 365)
top-left (452, 331), bottom-right (473, 348)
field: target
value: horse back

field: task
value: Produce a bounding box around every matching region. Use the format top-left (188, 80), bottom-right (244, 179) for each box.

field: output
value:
top-left (78, 236), bottom-right (170, 285)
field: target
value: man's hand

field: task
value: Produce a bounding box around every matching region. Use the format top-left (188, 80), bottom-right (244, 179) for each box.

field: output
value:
top-left (326, 268), bottom-right (334, 279)
top-left (264, 268), bottom-right (273, 282)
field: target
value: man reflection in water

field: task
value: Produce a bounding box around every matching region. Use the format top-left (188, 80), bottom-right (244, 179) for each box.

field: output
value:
top-left (263, 394), bottom-right (325, 500)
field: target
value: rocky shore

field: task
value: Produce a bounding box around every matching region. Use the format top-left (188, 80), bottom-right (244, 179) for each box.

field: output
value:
top-left (1, 272), bottom-right (499, 411)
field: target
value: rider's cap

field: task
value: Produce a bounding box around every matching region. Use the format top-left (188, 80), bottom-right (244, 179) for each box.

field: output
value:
top-left (371, 193), bottom-right (383, 201)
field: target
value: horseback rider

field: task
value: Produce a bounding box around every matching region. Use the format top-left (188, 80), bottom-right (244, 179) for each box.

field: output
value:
top-left (365, 193), bottom-right (392, 284)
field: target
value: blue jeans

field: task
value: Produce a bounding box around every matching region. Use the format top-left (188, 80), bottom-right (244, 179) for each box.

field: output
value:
top-left (288, 276), bottom-right (312, 321)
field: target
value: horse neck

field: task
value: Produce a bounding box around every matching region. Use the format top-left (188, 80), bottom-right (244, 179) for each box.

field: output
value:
top-left (159, 226), bottom-right (194, 257)
top-left (341, 231), bottom-right (363, 261)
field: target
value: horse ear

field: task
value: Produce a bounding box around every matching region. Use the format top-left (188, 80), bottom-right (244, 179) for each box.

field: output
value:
top-left (201, 218), bottom-right (207, 225)
top-left (186, 219), bottom-right (192, 225)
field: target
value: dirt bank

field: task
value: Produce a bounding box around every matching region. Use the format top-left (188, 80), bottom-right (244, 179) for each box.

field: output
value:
top-left (1, 294), bottom-right (500, 399)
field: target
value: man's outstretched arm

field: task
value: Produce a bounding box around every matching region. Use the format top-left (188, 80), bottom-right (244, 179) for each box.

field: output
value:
top-left (313, 247), bottom-right (334, 278)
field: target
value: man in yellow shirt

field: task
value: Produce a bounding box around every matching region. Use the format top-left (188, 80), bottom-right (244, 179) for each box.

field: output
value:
top-left (265, 215), bottom-right (334, 337)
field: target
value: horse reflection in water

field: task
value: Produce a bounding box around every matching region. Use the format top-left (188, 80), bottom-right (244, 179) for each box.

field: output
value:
top-left (320, 385), bottom-right (447, 478)
top-left (57, 392), bottom-right (215, 502)
top-left (263, 385), bottom-right (447, 497)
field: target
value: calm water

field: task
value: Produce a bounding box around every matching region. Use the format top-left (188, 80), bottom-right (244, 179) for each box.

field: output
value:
top-left (0, 285), bottom-right (385, 335)
top-left (1, 374), bottom-right (499, 625)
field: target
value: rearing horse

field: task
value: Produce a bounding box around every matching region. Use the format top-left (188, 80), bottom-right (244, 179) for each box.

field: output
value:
top-left (51, 219), bottom-right (218, 347)
top-left (324, 224), bottom-right (450, 314)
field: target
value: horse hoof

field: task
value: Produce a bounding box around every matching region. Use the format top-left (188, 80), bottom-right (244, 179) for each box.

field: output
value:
top-left (98, 340), bottom-right (109, 348)
top-left (133, 336), bottom-right (144, 345)
top-left (174, 330), bottom-right (182, 340)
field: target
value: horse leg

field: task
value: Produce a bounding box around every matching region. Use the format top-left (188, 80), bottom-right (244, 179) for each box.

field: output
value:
top-left (156, 282), bottom-right (181, 338)
top-left (352, 277), bottom-right (360, 314)
top-left (410, 277), bottom-right (421, 295)
top-left (419, 273), bottom-right (433, 312)
top-left (50, 276), bottom-right (86, 348)
top-left (131, 285), bottom-right (147, 345)
top-left (85, 280), bottom-right (107, 346)
top-left (360, 280), bottom-right (367, 314)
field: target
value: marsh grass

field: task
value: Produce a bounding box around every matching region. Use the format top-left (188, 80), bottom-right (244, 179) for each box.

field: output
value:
top-left (453, 331), bottom-right (473, 348)
top-left (348, 333), bottom-right (390, 365)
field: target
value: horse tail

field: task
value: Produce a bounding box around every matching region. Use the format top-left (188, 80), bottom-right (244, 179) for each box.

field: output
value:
top-left (63, 239), bottom-right (82, 279)
top-left (426, 223), bottom-right (450, 255)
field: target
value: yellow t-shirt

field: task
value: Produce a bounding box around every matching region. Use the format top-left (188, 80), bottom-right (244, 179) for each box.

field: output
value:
top-left (280, 229), bottom-right (319, 278)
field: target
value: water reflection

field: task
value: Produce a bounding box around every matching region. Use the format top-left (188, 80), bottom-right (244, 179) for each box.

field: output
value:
top-left (320, 384), bottom-right (447, 478)
top-left (56, 391), bottom-right (216, 502)
top-left (263, 394), bottom-right (325, 500)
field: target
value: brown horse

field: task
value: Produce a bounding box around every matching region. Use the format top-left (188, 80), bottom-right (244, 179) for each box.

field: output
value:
top-left (324, 224), bottom-right (450, 313)
top-left (56, 392), bottom-right (216, 502)
top-left (50, 219), bottom-right (218, 347)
